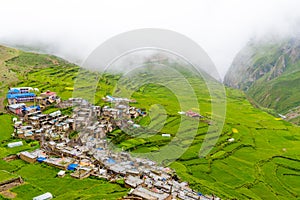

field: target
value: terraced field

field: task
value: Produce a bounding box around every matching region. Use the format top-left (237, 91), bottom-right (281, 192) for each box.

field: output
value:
top-left (0, 46), bottom-right (300, 199)
top-left (115, 85), bottom-right (300, 199)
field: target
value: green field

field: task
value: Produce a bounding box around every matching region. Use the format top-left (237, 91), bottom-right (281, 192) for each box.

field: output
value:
top-left (0, 45), bottom-right (300, 199)
top-left (0, 170), bottom-right (18, 183)
top-left (0, 114), bottom-right (13, 141)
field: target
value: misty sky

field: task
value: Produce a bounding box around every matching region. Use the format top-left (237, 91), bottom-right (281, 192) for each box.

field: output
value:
top-left (1, 0), bottom-right (300, 78)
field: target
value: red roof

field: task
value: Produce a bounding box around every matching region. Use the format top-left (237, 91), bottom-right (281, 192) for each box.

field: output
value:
top-left (42, 90), bottom-right (56, 96)
top-left (186, 110), bottom-right (200, 117)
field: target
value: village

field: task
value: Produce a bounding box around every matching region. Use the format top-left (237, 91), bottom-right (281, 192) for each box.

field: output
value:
top-left (4, 87), bottom-right (218, 200)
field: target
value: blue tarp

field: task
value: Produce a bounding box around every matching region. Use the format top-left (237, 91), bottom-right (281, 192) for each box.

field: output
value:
top-left (7, 92), bottom-right (35, 99)
top-left (67, 163), bottom-right (78, 170)
top-left (37, 157), bottom-right (46, 163)
top-left (96, 147), bottom-right (103, 150)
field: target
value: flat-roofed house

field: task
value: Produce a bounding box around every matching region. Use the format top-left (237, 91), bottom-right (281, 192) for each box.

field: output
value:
top-left (20, 151), bottom-right (37, 163)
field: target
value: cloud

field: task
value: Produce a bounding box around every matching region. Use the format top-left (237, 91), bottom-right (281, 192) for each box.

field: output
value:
top-left (0, 0), bottom-right (300, 78)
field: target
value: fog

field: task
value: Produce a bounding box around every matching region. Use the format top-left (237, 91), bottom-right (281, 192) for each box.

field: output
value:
top-left (0, 0), bottom-right (300, 78)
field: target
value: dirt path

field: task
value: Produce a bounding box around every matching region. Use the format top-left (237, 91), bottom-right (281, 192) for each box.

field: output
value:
top-left (0, 190), bottom-right (17, 198)
top-left (0, 97), bottom-right (4, 112)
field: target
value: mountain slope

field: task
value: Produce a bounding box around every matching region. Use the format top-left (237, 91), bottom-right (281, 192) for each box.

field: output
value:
top-left (0, 45), bottom-right (300, 199)
top-left (224, 37), bottom-right (300, 122)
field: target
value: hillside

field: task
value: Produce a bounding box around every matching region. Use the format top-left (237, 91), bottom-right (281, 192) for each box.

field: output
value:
top-left (0, 45), bottom-right (80, 112)
top-left (224, 37), bottom-right (300, 123)
top-left (0, 45), bottom-right (300, 199)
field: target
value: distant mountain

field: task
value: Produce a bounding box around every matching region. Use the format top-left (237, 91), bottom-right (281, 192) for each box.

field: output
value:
top-left (224, 36), bottom-right (300, 123)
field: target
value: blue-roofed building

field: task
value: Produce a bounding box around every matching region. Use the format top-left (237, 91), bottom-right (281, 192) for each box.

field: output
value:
top-left (22, 105), bottom-right (41, 112)
top-left (67, 163), bottom-right (78, 170)
top-left (7, 89), bottom-right (36, 104)
top-left (9, 87), bottom-right (33, 94)
top-left (8, 103), bottom-right (40, 115)
top-left (8, 88), bottom-right (21, 94)
top-left (37, 157), bottom-right (47, 163)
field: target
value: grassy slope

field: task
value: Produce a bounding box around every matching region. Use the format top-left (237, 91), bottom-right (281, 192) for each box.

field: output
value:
top-left (0, 46), bottom-right (300, 199)
top-left (0, 45), bottom-right (81, 111)
top-left (225, 39), bottom-right (300, 122)
top-left (248, 70), bottom-right (300, 113)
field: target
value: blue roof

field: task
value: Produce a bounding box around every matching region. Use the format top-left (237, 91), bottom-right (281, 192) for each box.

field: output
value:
top-left (37, 157), bottom-right (47, 163)
top-left (22, 105), bottom-right (40, 111)
top-left (107, 158), bottom-right (116, 164)
top-left (8, 89), bottom-right (20, 93)
top-left (67, 163), bottom-right (78, 170)
top-left (7, 92), bottom-right (35, 99)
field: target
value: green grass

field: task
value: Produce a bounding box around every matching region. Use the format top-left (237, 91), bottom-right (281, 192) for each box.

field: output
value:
top-left (0, 170), bottom-right (18, 183)
top-left (0, 114), bottom-right (13, 141)
top-left (248, 70), bottom-right (300, 114)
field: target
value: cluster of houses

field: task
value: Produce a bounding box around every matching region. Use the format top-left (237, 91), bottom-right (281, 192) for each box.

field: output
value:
top-left (8, 92), bottom-right (217, 200)
top-left (178, 110), bottom-right (203, 118)
top-left (19, 139), bottom-right (214, 200)
top-left (102, 95), bottom-right (137, 103)
top-left (6, 87), bottom-right (60, 116)
top-left (12, 96), bottom-right (148, 145)
top-left (13, 110), bottom-right (74, 141)
top-left (7, 103), bottom-right (41, 116)
top-left (36, 90), bottom-right (61, 107)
